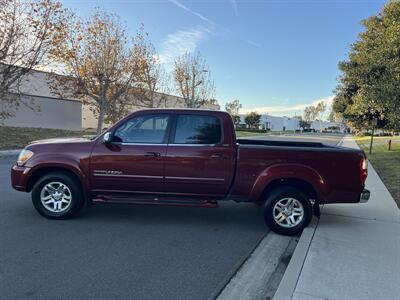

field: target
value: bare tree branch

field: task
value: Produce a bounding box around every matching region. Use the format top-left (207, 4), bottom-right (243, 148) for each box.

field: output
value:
top-left (48, 9), bottom-right (144, 134)
top-left (173, 52), bottom-right (216, 108)
top-left (0, 0), bottom-right (67, 121)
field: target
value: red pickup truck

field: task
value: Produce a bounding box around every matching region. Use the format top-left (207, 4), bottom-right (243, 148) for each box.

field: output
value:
top-left (11, 109), bottom-right (370, 235)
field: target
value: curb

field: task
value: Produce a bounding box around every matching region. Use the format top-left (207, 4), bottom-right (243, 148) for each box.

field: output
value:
top-left (0, 149), bottom-right (21, 158)
top-left (273, 217), bottom-right (319, 300)
top-left (208, 232), bottom-right (268, 300)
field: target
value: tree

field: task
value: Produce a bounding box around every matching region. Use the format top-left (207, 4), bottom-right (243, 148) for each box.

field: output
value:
top-left (304, 102), bottom-right (326, 132)
top-left (303, 106), bottom-right (317, 123)
top-left (133, 26), bottom-right (170, 108)
top-left (328, 109), bottom-right (335, 122)
top-left (0, 0), bottom-right (67, 122)
top-left (294, 115), bottom-right (310, 130)
top-left (315, 101), bottom-right (327, 132)
top-left (333, 1), bottom-right (400, 131)
top-left (173, 52), bottom-right (215, 108)
top-left (225, 99), bottom-right (242, 126)
top-left (49, 10), bottom-right (141, 134)
top-left (328, 108), bottom-right (342, 122)
top-left (244, 111), bottom-right (261, 129)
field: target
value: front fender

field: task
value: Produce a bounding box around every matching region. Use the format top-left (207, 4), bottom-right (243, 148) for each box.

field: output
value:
top-left (249, 163), bottom-right (327, 202)
top-left (24, 153), bottom-right (90, 193)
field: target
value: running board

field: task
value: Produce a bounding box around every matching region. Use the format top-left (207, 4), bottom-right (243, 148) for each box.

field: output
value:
top-left (92, 196), bottom-right (218, 208)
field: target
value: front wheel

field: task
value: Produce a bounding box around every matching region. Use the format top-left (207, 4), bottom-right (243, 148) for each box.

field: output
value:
top-left (263, 186), bottom-right (312, 235)
top-left (32, 172), bottom-right (83, 219)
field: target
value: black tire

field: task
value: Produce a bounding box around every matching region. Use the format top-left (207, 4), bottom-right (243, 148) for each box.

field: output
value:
top-left (31, 171), bottom-right (83, 219)
top-left (263, 186), bottom-right (312, 236)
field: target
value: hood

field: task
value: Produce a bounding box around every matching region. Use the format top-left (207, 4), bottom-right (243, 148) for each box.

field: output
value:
top-left (28, 137), bottom-right (91, 146)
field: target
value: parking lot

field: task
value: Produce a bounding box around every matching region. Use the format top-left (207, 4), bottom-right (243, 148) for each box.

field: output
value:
top-left (0, 134), bottom-right (343, 299)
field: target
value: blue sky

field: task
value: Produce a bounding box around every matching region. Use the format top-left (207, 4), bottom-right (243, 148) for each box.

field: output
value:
top-left (60, 0), bottom-right (387, 116)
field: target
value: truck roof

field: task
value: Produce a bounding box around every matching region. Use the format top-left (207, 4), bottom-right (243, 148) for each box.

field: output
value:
top-left (127, 108), bottom-right (230, 117)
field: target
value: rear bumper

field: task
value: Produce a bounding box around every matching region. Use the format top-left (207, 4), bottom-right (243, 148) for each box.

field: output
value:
top-left (360, 188), bottom-right (370, 203)
top-left (11, 165), bottom-right (31, 192)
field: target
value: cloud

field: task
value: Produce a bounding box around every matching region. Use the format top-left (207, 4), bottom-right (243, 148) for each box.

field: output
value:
top-left (246, 39), bottom-right (261, 48)
top-left (230, 0), bottom-right (238, 16)
top-left (168, 0), bottom-right (214, 25)
top-left (158, 25), bottom-right (210, 64)
top-left (239, 96), bottom-right (334, 116)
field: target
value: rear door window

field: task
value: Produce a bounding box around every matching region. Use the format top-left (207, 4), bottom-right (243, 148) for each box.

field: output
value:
top-left (173, 114), bottom-right (222, 144)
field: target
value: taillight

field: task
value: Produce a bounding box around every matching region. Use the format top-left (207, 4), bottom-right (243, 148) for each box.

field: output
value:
top-left (360, 157), bottom-right (368, 184)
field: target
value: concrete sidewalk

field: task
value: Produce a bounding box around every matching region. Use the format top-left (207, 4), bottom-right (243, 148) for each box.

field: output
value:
top-left (275, 135), bottom-right (400, 300)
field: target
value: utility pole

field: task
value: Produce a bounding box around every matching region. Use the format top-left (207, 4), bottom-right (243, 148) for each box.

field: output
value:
top-left (369, 118), bottom-right (377, 154)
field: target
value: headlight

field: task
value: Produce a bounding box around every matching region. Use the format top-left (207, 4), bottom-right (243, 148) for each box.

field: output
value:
top-left (17, 149), bottom-right (34, 166)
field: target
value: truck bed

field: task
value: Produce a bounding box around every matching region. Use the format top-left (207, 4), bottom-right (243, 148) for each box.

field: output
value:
top-left (237, 138), bottom-right (334, 148)
top-left (230, 138), bottom-right (364, 204)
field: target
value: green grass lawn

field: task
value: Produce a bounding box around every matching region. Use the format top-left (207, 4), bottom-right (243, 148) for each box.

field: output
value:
top-left (356, 136), bottom-right (400, 208)
top-left (235, 131), bottom-right (268, 137)
top-left (0, 126), bottom-right (96, 150)
top-left (3, 127), bottom-right (270, 149)
top-left (235, 130), bottom-right (297, 137)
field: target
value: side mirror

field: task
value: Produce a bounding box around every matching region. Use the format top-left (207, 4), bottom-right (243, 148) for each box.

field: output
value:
top-left (103, 132), bottom-right (113, 144)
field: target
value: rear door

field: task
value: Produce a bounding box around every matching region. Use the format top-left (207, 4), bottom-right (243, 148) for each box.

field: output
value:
top-left (164, 113), bottom-right (235, 198)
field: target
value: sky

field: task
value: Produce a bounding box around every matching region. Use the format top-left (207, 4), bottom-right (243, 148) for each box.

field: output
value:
top-left (59, 0), bottom-right (387, 117)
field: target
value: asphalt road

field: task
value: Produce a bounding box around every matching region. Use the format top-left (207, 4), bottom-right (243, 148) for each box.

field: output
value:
top-left (0, 156), bottom-right (266, 300)
top-left (0, 134), bottom-right (342, 300)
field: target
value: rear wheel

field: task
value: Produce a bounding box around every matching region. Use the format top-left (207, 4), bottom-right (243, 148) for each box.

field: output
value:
top-left (263, 186), bottom-right (312, 235)
top-left (32, 172), bottom-right (83, 219)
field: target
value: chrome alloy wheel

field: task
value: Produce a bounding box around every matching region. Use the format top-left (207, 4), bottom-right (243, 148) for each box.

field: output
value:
top-left (273, 197), bottom-right (304, 228)
top-left (40, 182), bottom-right (72, 213)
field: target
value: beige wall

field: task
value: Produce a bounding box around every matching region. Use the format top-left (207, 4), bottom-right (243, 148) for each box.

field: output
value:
top-left (1, 67), bottom-right (220, 130)
top-left (3, 95), bottom-right (82, 130)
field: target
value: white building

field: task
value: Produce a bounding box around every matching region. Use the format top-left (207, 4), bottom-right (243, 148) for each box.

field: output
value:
top-left (239, 114), bottom-right (345, 132)
top-left (238, 114), bottom-right (300, 131)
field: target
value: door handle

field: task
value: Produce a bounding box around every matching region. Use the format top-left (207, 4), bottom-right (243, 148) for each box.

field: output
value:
top-left (210, 154), bottom-right (225, 159)
top-left (144, 152), bottom-right (161, 157)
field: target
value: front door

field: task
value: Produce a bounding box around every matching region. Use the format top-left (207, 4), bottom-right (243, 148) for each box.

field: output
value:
top-left (164, 114), bottom-right (235, 198)
top-left (90, 113), bottom-right (171, 196)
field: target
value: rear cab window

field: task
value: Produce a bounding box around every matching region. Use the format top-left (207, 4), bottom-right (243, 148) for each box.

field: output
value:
top-left (173, 114), bottom-right (222, 144)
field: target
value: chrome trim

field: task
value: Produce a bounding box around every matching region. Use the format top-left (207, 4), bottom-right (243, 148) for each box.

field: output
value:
top-left (165, 176), bottom-right (224, 182)
top-left (112, 142), bottom-right (167, 146)
top-left (168, 144), bottom-right (219, 147)
top-left (93, 173), bottom-right (163, 179)
top-left (109, 142), bottom-right (224, 147)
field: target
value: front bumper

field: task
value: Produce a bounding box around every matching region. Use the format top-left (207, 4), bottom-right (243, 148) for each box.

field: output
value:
top-left (360, 188), bottom-right (370, 203)
top-left (11, 165), bottom-right (31, 191)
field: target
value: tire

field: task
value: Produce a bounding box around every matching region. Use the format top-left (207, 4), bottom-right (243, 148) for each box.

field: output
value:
top-left (263, 186), bottom-right (312, 236)
top-left (31, 171), bottom-right (84, 219)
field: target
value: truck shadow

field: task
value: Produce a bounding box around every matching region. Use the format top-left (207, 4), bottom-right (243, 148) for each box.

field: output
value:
top-left (80, 201), bottom-right (266, 231)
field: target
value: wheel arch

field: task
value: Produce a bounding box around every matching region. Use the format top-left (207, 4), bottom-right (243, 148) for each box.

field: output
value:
top-left (250, 163), bottom-right (326, 203)
top-left (260, 178), bottom-right (318, 203)
top-left (27, 165), bottom-right (91, 207)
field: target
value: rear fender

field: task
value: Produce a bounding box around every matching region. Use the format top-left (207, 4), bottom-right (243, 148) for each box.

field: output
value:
top-left (249, 163), bottom-right (326, 202)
